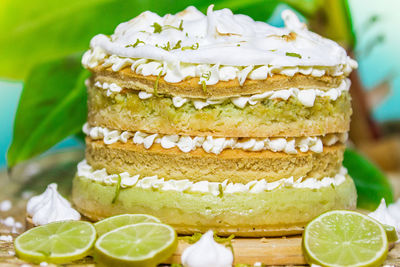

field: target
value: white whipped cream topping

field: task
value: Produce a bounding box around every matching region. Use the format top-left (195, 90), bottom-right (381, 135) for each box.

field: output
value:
top-left (369, 198), bottom-right (400, 236)
top-left (94, 81), bottom-right (122, 96)
top-left (26, 183), bottom-right (81, 226)
top-left (83, 123), bottom-right (347, 155)
top-left (181, 230), bottom-right (233, 267)
top-left (77, 160), bottom-right (348, 195)
top-left (82, 6), bottom-right (357, 85)
top-left (95, 78), bottom-right (350, 109)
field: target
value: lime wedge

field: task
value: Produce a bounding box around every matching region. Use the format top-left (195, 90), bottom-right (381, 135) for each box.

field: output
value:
top-left (383, 224), bottom-right (398, 243)
top-left (95, 214), bottom-right (160, 237)
top-left (14, 221), bottom-right (96, 264)
top-left (303, 210), bottom-right (388, 267)
top-left (95, 222), bottom-right (177, 267)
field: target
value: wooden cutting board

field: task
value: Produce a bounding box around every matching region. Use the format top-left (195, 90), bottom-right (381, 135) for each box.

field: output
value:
top-left (170, 236), bottom-right (305, 265)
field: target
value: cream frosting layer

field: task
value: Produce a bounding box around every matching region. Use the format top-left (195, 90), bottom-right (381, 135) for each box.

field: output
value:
top-left (83, 123), bottom-right (348, 154)
top-left (82, 6), bottom-right (357, 85)
top-left (77, 160), bottom-right (348, 195)
top-left (93, 78), bottom-right (350, 108)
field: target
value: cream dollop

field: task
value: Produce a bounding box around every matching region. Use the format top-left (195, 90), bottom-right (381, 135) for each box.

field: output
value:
top-left (82, 6), bottom-right (357, 84)
top-left (181, 231), bottom-right (233, 267)
top-left (26, 183), bottom-right (81, 226)
top-left (368, 198), bottom-right (400, 235)
top-left (95, 78), bottom-right (350, 109)
top-left (77, 160), bottom-right (348, 194)
top-left (83, 123), bottom-right (347, 155)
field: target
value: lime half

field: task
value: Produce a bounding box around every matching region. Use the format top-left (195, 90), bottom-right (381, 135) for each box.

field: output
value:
top-left (94, 214), bottom-right (160, 237)
top-left (303, 210), bottom-right (388, 267)
top-left (15, 220), bottom-right (96, 264)
top-left (95, 222), bottom-right (177, 267)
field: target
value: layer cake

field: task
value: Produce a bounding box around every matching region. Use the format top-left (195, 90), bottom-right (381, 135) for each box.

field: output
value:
top-left (72, 5), bottom-right (358, 236)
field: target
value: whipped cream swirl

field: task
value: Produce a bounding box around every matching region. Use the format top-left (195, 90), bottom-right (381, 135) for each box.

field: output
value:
top-left (83, 123), bottom-right (348, 154)
top-left (94, 78), bottom-right (350, 109)
top-left (369, 198), bottom-right (400, 236)
top-left (77, 160), bottom-right (348, 195)
top-left (82, 6), bottom-right (357, 85)
top-left (26, 183), bottom-right (81, 226)
top-left (181, 230), bottom-right (233, 267)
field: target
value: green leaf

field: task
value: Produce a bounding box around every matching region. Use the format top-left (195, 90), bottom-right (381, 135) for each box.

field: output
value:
top-left (7, 54), bottom-right (89, 167)
top-left (343, 148), bottom-right (394, 210)
top-left (0, 0), bottom-right (229, 80)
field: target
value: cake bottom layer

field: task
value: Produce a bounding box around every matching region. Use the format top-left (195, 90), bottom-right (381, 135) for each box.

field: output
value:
top-left (72, 173), bottom-right (357, 237)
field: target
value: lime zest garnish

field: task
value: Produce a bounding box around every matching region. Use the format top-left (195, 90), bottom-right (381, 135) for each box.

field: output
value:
top-left (214, 233), bottom-right (235, 244)
top-left (172, 40), bottom-right (182, 50)
top-left (156, 42), bottom-right (170, 51)
top-left (111, 174), bottom-right (121, 204)
top-left (285, 52), bottom-right (302, 58)
top-left (179, 233), bottom-right (203, 244)
top-left (156, 40), bottom-right (182, 51)
top-left (179, 232), bottom-right (235, 245)
top-left (125, 39), bottom-right (145, 48)
top-left (201, 70), bottom-right (211, 93)
top-left (152, 20), bottom-right (183, 34)
top-left (201, 80), bottom-right (207, 93)
top-left (182, 42), bottom-right (199, 50)
top-left (201, 71), bottom-right (211, 81)
top-left (151, 22), bottom-right (163, 33)
top-left (179, 20), bottom-right (184, 31)
top-left (163, 20), bottom-right (184, 31)
top-left (218, 184), bottom-right (223, 197)
top-left (154, 70), bottom-right (162, 96)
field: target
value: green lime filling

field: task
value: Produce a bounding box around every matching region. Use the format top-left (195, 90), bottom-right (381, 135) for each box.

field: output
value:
top-left (73, 174), bottom-right (357, 227)
top-left (89, 87), bottom-right (351, 126)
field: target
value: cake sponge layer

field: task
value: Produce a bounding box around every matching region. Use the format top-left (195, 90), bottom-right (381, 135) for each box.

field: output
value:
top-left (92, 67), bottom-right (345, 98)
top-left (86, 138), bottom-right (345, 183)
top-left (72, 173), bottom-right (357, 237)
top-left (88, 85), bottom-right (351, 138)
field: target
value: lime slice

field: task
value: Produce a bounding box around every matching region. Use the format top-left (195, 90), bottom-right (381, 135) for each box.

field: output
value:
top-left (95, 222), bottom-right (177, 267)
top-left (303, 210), bottom-right (388, 267)
top-left (15, 221), bottom-right (96, 264)
top-left (95, 214), bottom-right (160, 237)
top-left (383, 224), bottom-right (398, 243)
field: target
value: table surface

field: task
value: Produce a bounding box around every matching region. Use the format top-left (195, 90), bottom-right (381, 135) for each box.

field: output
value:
top-left (1, 149), bottom-right (400, 266)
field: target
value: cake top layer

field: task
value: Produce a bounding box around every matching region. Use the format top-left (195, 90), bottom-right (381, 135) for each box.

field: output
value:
top-left (85, 5), bottom-right (357, 70)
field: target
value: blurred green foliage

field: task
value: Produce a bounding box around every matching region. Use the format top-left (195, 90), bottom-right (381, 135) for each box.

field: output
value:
top-left (343, 148), bottom-right (394, 210)
top-left (0, 0), bottom-right (354, 80)
top-left (7, 55), bottom-right (89, 167)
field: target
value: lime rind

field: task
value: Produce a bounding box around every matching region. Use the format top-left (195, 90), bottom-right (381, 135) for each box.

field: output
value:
top-left (303, 210), bottom-right (388, 267)
top-left (383, 224), bottom-right (398, 243)
top-left (94, 214), bottom-right (161, 237)
top-left (14, 220), bottom-right (96, 264)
